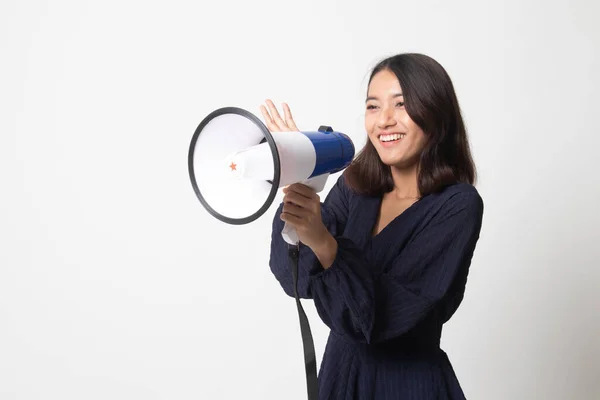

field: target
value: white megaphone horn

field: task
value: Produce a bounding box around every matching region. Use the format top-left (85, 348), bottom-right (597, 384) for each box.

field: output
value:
top-left (188, 107), bottom-right (355, 245)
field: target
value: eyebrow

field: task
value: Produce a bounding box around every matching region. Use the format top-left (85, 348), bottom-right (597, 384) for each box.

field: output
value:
top-left (365, 93), bottom-right (404, 103)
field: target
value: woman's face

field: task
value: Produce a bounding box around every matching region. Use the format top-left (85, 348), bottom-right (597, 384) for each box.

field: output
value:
top-left (365, 69), bottom-right (428, 168)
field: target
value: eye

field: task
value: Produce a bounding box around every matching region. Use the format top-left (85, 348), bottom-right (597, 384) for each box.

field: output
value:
top-left (396, 101), bottom-right (405, 107)
top-left (366, 104), bottom-right (378, 110)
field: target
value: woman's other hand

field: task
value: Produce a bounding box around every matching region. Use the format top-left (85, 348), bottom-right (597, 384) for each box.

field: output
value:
top-left (260, 99), bottom-right (299, 132)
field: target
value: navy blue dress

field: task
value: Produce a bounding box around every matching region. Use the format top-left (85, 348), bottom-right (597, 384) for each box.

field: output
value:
top-left (269, 173), bottom-right (484, 399)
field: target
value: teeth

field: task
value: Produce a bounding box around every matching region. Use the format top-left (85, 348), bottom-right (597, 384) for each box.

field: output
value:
top-left (380, 134), bottom-right (405, 142)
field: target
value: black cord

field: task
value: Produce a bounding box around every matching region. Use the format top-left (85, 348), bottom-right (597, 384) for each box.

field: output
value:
top-left (289, 244), bottom-right (319, 400)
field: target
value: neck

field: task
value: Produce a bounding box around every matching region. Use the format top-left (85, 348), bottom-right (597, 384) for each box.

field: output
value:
top-left (389, 163), bottom-right (420, 199)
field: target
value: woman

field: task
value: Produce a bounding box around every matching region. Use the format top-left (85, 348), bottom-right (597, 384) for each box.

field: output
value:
top-left (262, 53), bottom-right (484, 399)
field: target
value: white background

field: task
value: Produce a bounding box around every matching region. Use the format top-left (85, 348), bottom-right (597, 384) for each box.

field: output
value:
top-left (1, 0), bottom-right (599, 399)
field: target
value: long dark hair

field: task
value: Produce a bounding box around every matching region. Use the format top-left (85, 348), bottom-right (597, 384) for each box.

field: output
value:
top-left (344, 53), bottom-right (476, 197)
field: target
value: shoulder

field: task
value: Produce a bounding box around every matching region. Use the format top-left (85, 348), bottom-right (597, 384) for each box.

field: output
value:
top-left (438, 182), bottom-right (482, 205)
top-left (426, 183), bottom-right (484, 221)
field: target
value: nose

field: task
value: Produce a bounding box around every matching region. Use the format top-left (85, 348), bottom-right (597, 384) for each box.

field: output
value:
top-left (377, 105), bottom-right (396, 129)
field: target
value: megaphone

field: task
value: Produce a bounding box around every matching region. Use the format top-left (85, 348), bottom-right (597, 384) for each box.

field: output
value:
top-left (188, 107), bottom-right (355, 244)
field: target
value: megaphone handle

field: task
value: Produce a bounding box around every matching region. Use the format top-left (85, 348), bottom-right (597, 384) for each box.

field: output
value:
top-left (281, 174), bottom-right (330, 245)
top-left (281, 224), bottom-right (299, 245)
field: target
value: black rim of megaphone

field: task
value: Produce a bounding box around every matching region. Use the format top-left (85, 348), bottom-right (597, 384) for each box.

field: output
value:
top-left (188, 106), bottom-right (281, 225)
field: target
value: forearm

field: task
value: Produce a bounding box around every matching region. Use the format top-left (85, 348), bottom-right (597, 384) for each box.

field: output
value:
top-left (311, 232), bottom-right (338, 269)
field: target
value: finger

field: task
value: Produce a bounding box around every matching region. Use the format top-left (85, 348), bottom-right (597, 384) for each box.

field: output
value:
top-left (266, 99), bottom-right (288, 131)
top-left (284, 191), bottom-right (313, 209)
top-left (260, 105), bottom-right (278, 132)
top-left (283, 189), bottom-right (311, 205)
top-left (285, 183), bottom-right (319, 200)
top-left (280, 212), bottom-right (304, 228)
top-left (283, 103), bottom-right (299, 131)
top-left (282, 202), bottom-right (309, 219)
top-left (283, 185), bottom-right (318, 203)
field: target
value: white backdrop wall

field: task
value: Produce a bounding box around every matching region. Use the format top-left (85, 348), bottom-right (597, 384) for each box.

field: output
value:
top-left (1, 0), bottom-right (599, 399)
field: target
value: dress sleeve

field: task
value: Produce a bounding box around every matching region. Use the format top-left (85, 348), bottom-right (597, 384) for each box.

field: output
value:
top-left (268, 174), bottom-right (350, 299)
top-left (309, 189), bottom-right (484, 344)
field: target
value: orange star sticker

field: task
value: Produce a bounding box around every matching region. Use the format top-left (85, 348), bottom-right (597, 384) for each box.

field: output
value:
top-left (229, 162), bottom-right (237, 171)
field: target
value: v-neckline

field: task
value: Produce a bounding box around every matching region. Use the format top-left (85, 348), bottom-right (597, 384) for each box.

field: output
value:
top-left (368, 194), bottom-right (422, 241)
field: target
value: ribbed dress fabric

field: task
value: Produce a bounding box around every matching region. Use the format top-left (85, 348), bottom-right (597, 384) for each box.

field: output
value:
top-left (269, 174), bottom-right (484, 399)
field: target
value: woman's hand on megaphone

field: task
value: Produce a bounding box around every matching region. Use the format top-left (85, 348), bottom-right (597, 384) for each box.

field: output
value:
top-left (260, 99), bottom-right (299, 132)
top-left (281, 183), bottom-right (338, 268)
top-left (281, 183), bottom-right (328, 247)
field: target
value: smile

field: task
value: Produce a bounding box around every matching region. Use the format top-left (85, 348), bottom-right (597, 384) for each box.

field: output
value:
top-left (379, 133), bottom-right (405, 142)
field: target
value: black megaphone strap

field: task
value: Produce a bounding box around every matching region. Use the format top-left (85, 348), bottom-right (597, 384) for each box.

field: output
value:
top-left (289, 245), bottom-right (319, 400)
